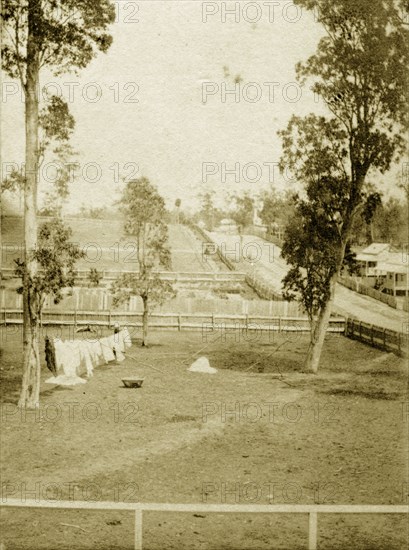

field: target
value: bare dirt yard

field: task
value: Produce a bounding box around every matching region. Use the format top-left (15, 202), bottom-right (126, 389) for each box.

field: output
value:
top-left (0, 328), bottom-right (408, 549)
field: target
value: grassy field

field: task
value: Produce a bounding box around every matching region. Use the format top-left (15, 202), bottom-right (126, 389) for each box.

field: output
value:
top-left (0, 329), bottom-right (407, 549)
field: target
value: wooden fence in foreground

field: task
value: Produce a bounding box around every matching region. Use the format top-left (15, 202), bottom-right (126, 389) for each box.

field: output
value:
top-left (345, 317), bottom-right (408, 356)
top-left (0, 309), bottom-right (345, 334)
top-left (1, 310), bottom-right (407, 356)
top-left (1, 499), bottom-right (407, 550)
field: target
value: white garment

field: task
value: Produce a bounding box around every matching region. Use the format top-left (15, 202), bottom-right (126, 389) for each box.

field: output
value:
top-left (45, 374), bottom-right (87, 386)
top-left (79, 341), bottom-right (94, 377)
top-left (113, 346), bottom-right (125, 362)
top-left (93, 340), bottom-right (105, 365)
top-left (122, 327), bottom-right (132, 348)
top-left (113, 331), bottom-right (125, 353)
top-left (100, 337), bottom-right (115, 363)
top-left (49, 338), bottom-right (86, 385)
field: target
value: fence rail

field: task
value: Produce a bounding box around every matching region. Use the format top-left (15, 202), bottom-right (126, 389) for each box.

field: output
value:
top-left (0, 267), bottom-right (247, 283)
top-left (339, 276), bottom-right (397, 309)
top-left (0, 309), bottom-right (345, 333)
top-left (2, 309), bottom-right (407, 355)
top-left (1, 499), bottom-right (407, 550)
top-left (345, 317), bottom-right (408, 356)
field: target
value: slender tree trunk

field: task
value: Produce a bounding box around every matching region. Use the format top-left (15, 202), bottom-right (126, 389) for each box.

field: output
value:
top-left (141, 296), bottom-right (148, 347)
top-left (18, 0), bottom-right (40, 409)
top-left (305, 242), bottom-right (347, 374)
top-left (305, 272), bottom-right (337, 373)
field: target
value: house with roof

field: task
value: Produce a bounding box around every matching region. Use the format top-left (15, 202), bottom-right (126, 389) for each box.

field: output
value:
top-left (375, 253), bottom-right (408, 297)
top-left (355, 243), bottom-right (391, 278)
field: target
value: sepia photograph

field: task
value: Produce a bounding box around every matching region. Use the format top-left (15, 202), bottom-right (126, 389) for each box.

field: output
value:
top-left (0, 0), bottom-right (408, 548)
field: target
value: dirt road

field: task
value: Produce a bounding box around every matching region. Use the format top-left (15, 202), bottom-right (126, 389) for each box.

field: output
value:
top-left (210, 232), bottom-right (408, 332)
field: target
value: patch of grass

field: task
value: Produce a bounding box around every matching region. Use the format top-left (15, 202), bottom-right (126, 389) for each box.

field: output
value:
top-left (324, 388), bottom-right (401, 400)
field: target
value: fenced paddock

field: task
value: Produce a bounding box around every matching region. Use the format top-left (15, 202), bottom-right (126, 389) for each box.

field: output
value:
top-left (1, 499), bottom-right (407, 550)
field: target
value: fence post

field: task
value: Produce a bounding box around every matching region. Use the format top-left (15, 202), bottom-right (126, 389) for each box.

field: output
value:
top-left (308, 511), bottom-right (318, 550)
top-left (74, 308), bottom-right (77, 330)
top-left (278, 317), bottom-right (282, 333)
top-left (134, 508), bottom-right (143, 550)
top-left (178, 314), bottom-right (181, 331)
top-left (108, 310), bottom-right (112, 329)
top-left (211, 313), bottom-right (215, 329)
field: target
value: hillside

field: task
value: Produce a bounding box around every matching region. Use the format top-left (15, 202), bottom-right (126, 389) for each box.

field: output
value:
top-left (1, 217), bottom-right (228, 273)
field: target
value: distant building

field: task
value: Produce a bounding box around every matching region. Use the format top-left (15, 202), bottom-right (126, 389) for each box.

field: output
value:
top-left (354, 243), bottom-right (408, 297)
top-left (375, 253), bottom-right (408, 297)
top-left (216, 219), bottom-right (237, 233)
top-left (355, 243), bottom-right (391, 277)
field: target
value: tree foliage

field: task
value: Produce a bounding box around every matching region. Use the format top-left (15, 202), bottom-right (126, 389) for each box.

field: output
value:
top-left (259, 188), bottom-right (296, 230)
top-left (198, 190), bottom-right (219, 230)
top-left (279, 0), bottom-right (408, 371)
top-left (111, 178), bottom-right (176, 345)
top-left (2, 94), bottom-right (76, 202)
top-left (15, 218), bottom-right (84, 319)
top-left (228, 191), bottom-right (254, 232)
top-left (1, 0), bottom-right (115, 81)
top-left (1, 0), bottom-right (115, 408)
top-left (281, 193), bottom-right (359, 321)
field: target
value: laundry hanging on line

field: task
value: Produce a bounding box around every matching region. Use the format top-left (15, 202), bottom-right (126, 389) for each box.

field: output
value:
top-left (45, 327), bottom-right (132, 386)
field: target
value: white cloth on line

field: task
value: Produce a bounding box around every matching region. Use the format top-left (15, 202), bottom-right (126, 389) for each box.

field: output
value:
top-left (109, 335), bottom-right (126, 362)
top-left (100, 337), bottom-right (116, 363)
top-left (113, 345), bottom-right (125, 362)
top-left (113, 331), bottom-right (125, 353)
top-left (122, 327), bottom-right (132, 348)
top-left (46, 338), bottom-right (86, 385)
top-left (79, 341), bottom-right (94, 377)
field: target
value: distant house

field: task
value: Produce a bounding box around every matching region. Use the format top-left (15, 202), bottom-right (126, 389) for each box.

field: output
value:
top-left (216, 219), bottom-right (238, 233)
top-left (375, 253), bottom-right (408, 297)
top-left (355, 243), bottom-right (391, 277)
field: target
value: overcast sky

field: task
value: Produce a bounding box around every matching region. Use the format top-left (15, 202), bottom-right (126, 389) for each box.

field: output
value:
top-left (2, 1), bottom-right (404, 213)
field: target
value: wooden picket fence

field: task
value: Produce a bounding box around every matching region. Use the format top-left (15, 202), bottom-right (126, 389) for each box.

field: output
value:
top-left (0, 309), bottom-right (345, 334)
top-left (1, 309), bottom-right (406, 356)
top-left (339, 276), bottom-right (397, 308)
